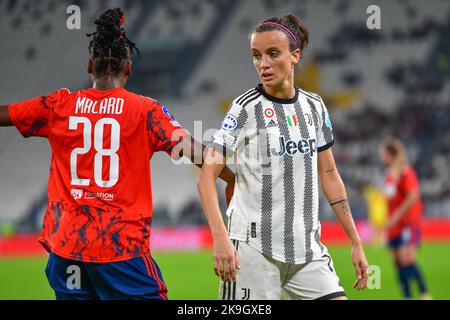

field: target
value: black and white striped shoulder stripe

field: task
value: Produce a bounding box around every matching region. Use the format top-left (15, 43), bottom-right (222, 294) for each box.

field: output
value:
top-left (298, 88), bottom-right (322, 103)
top-left (306, 96), bottom-right (321, 121)
top-left (235, 89), bottom-right (261, 108)
top-left (298, 88), bottom-right (327, 114)
top-left (235, 88), bottom-right (255, 104)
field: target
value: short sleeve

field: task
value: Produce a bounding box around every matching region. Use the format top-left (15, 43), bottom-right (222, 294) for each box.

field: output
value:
top-left (147, 103), bottom-right (188, 155)
top-left (8, 90), bottom-right (64, 138)
top-left (211, 100), bottom-right (249, 157)
top-left (316, 98), bottom-right (334, 152)
top-left (401, 167), bottom-right (420, 193)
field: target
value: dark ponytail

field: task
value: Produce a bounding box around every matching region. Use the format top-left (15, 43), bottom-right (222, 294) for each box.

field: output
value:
top-left (254, 13), bottom-right (309, 52)
top-left (87, 8), bottom-right (140, 76)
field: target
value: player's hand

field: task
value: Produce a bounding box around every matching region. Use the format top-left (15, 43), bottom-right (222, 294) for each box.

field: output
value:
top-left (225, 180), bottom-right (235, 206)
top-left (385, 212), bottom-right (400, 230)
top-left (212, 234), bottom-right (240, 282)
top-left (352, 244), bottom-right (369, 290)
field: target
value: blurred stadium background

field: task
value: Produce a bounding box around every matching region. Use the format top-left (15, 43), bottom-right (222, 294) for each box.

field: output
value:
top-left (1, 0), bottom-right (450, 299)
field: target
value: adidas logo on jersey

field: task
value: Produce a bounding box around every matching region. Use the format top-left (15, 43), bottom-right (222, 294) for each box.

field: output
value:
top-left (271, 136), bottom-right (317, 157)
top-left (267, 119), bottom-right (277, 127)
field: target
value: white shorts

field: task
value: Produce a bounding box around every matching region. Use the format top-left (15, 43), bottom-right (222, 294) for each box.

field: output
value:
top-left (219, 240), bottom-right (346, 300)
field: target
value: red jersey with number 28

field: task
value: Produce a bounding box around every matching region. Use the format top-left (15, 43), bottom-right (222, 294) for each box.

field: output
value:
top-left (8, 87), bottom-right (187, 262)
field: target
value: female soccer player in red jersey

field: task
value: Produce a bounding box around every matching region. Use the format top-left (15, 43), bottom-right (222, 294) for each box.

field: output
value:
top-left (379, 137), bottom-right (430, 299)
top-left (198, 14), bottom-right (369, 300)
top-left (0, 8), bottom-right (234, 300)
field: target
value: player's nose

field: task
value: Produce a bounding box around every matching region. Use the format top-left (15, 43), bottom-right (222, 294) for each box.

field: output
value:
top-left (260, 54), bottom-right (270, 68)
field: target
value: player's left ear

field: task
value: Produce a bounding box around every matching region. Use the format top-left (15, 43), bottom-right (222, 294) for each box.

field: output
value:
top-left (125, 60), bottom-right (132, 77)
top-left (292, 48), bottom-right (301, 65)
top-left (87, 57), bottom-right (93, 74)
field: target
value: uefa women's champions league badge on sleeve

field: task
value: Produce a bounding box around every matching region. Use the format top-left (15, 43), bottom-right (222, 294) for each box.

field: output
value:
top-left (162, 106), bottom-right (176, 120)
top-left (162, 106), bottom-right (181, 127)
top-left (324, 112), bottom-right (333, 130)
top-left (222, 114), bottom-right (238, 131)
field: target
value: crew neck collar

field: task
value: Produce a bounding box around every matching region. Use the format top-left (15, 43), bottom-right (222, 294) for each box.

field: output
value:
top-left (256, 84), bottom-right (298, 104)
top-left (88, 87), bottom-right (126, 95)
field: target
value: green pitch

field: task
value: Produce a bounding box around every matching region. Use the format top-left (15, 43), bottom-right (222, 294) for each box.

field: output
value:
top-left (0, 243), bottom-right (449, 300)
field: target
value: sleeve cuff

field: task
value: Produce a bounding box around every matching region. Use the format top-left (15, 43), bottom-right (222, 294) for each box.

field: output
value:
top-left (166, 129), bottom-right (190, 158)
top-left (7, 104), bottom-right (27, 138)
top-left (318, 139), bottom-right (334, 152)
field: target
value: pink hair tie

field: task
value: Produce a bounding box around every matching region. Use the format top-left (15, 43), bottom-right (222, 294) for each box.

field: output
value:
top-left (258, 22), bottom-right (299, 49)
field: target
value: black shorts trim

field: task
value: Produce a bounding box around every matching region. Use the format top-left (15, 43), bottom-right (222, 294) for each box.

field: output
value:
top-left (315, 291), bottom-right (347, 300)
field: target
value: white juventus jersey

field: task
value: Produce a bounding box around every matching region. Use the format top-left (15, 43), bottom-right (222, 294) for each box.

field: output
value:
top-left (212, 85), bottom-right (334, 264)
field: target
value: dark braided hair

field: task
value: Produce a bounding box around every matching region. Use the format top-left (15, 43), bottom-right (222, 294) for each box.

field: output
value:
top-left (87, 8), bottom-right (140, 76)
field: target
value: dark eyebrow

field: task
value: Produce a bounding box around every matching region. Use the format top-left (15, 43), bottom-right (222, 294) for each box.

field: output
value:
top-left (251, 47), bottom-right (280, 53)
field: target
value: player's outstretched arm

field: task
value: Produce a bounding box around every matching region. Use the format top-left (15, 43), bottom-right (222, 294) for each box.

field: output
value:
top-left (318, 148), bottom-right (369, 290)
top-left (0, 105), bottom-right (13, 126)
top-left (197, 147), bottom-right (239, 282)
top-left (178, 135), bottom-right (235, 203)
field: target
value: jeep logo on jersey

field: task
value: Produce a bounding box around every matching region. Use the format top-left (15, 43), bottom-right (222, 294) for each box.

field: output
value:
top-left (271, 136), bottom-right (317, 157)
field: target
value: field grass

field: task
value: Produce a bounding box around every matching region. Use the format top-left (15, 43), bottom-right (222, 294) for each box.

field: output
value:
top-left (1, 243), bottom-right (449, 300)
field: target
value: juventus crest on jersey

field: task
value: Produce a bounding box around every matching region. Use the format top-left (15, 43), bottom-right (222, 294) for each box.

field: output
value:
top-left (212, 84), bottom-right (334, 264)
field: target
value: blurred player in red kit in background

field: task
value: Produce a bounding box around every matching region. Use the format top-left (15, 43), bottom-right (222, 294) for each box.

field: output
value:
top-left (379, 137), bottom-right (431, 299)
top-left (0, 8), bottom-right (234, 300)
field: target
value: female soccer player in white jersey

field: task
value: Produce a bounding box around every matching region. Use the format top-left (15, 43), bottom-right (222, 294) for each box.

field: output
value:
top-left (198, 14), bottom-right (369, 300)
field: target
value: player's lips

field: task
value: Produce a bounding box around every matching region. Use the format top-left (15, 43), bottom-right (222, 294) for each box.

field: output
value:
top-left (261, 73), bottom-right (274, 81)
